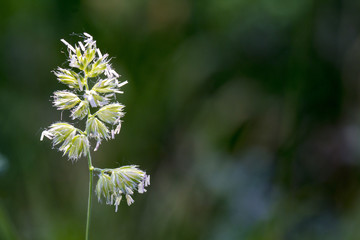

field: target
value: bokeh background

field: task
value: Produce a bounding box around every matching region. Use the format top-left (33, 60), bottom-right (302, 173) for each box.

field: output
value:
top-left (2, 0), bottom-right (360, 239)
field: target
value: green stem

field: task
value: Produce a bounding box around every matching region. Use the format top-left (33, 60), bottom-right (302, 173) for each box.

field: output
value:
top-left (93, 167), bottom-right (113, 173)
top-left (86, 152), bottom-right (94, 240)
top-left (84, 76), bottom-right (89, 91)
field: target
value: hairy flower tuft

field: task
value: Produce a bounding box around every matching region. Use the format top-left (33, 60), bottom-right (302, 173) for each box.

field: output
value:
top-left (92, 79), bottom-right (127, 94)
top-left (95, 103), bottom-right (125, 125)
top-left (95, 165), bottom-right (150, 211)
top-left (86, 116), bottom-right (110, 140)
top-left (87, 53), bottom-right (109, 78)
top-left (41, 122), bottom-right (77, 145)
top-left (53, 68), bottom-right (83, 89)
top-left (53, 91), bottom-right (81, 110)
top-left (41, 122), bottom-right (89, 160)
top-left (84, 90), bottom-right (110, 108)
top-left (71, 100), bottom-right (89, 120)
top-left (60, 134), bottom-right (89, 160)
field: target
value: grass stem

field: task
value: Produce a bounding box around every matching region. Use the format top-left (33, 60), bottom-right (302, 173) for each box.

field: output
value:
top-left (85, 153), bottom-right (93, 240)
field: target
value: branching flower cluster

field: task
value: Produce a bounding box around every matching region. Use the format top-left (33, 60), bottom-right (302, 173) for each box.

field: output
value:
top-left (96, 166), bottom-right (150, 212)
top-left (40, 33), bottom-right (149, 213)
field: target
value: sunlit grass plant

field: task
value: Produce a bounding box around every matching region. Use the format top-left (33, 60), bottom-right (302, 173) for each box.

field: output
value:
top-left (40, 33), bottom-right (150, 240)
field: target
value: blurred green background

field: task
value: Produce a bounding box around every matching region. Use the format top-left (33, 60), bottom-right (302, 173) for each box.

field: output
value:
top-left (2, 0), bottom-right (360, 239)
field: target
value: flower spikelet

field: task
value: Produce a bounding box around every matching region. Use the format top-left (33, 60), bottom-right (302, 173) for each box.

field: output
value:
top-left (95, 165), bottom-right (150, 211)
top-left (92, 78), bottom-right (126, 94)
top-left (53, 68), bottom-right (82, 89)
top-left (41, 122), bottom-right (89, 160)
top-left (60, 134), bottom-right (89, 160)
top-left (87, 54), bottom-right (109, 78)
top-left (41, 122), bottom-right (77, 145)
top-left (84, 90), bottom-right (110, 108)
top-left (86, 116), bottom-right (110, 140)
top-left (95, 103), bottom-right (125, 124)
top-left (53, 91), bottom-right (81, 110)
top-left (71, 100), bottom-right (89, 120)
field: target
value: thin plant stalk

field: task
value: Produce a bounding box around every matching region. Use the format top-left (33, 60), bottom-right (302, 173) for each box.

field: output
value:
top-left (86, 152), bottom-right (94, 240)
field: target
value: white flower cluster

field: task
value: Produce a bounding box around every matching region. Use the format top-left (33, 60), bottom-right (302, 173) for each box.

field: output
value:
top-left (41, 33), bottom-right (150, 212)
top-left (41, 33), bottom-right (127, 160)
top-left (95, 166), bottom-right (150, 211)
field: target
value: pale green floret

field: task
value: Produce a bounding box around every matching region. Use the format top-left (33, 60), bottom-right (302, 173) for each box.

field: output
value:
top-left (84, 90), bottom-right (110, 107)
top-left (87, 59), bottom-right (107, 78)
top-left (75, 46), bottom-right (87, 70)
top-left (63, 36), bottom-right (97, 72)
top-left (75, 45), bottom-right (96, 71)
top-left (86, 116), bottom-right (110, 140)
top-left (95, 165), bottom-right (150, 211)
top-left (53, 91), bottom-right (81, 110)
top-left (96, 173), bottom-right (113, 202)
top-left (40, 122), bottom-right (89, 160)
top-left (42, 122), bottom-right (78, 147)
top-left (114, 166), bottom-right (146, 187)
top-left (84, 48), bottom-right (96, 72)
top-left (71, 100), bottom-right (89, 120)
top-left (54, 68), bottom-right (82, 89)
top-left (87, 52), bottom-right (109, 78)
top-left (60, 134), bottom-right (89, 160)
top-left (95, 103), bottom-right (125, 124)
top-left (91, 78), bottom-right (123, 94)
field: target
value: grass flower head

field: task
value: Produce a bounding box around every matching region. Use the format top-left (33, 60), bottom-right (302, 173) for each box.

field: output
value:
top-left (40, 32), bottom-right (150, 239)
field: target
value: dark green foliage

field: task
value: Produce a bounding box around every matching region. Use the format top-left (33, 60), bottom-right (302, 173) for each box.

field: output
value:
top-left (1, 0), bottom-right (360, 239)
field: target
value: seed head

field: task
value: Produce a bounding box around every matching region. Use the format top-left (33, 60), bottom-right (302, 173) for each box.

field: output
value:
top-left (41, 32), bottom-right (128, 157)
top-left (40, 33), bottom-right (149, 213)
top-left (95, 165), bottom-right (150, 211)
